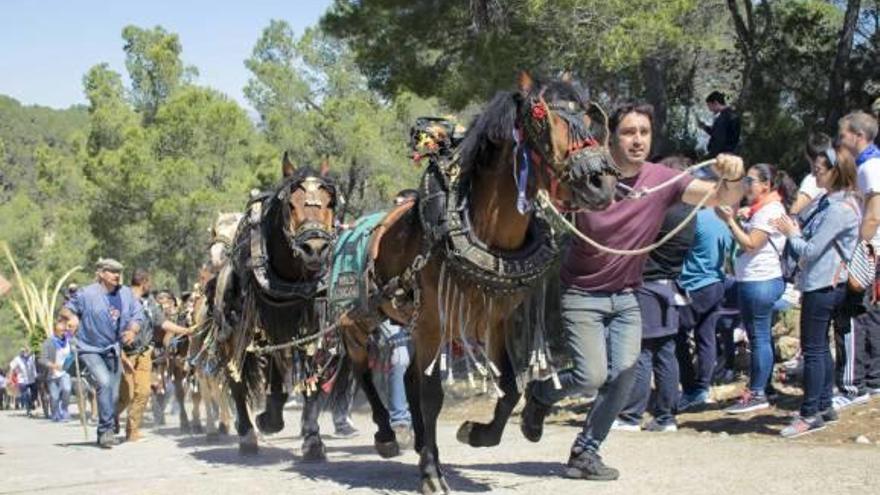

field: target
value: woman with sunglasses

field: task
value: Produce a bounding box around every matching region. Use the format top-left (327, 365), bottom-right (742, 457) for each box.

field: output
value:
top-left (771, 146), bottom-right (860, 437)
top-left (715, 163), bottom-right (797, 413)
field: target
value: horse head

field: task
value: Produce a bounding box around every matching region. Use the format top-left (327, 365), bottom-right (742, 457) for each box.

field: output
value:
top-left (515, 71), bottom-right (619, 211)
top-left (279, 153), bottom-right (338, 273)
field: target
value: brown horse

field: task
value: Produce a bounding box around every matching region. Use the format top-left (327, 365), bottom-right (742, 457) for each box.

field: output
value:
top-left (217, 155), bottom-right (337, 455)
top-left (334, 72), bottom-right (619, 493)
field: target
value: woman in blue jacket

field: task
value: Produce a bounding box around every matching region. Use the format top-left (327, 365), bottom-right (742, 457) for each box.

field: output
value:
top-left (772, 145), bottom-right (860, 438)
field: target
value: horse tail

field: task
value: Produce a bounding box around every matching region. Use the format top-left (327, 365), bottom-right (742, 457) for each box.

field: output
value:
top-left (321, 347), bottom-right (357, 414)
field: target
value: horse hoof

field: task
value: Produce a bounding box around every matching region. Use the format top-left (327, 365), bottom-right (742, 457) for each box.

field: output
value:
top-left (239, 441), bottom-right (259, 455)
top-left (420, 475), bottom-right (450, 495)
top-left (239, 430), bottom-right (259, 455)
top-left (256, 412), bottom-right (284, 435)
top-left (301, 438), bottom-right (327, 462)
top-left (456, 422), bottom-right (473, 445)
top-left (374, 440), bottom-right (401, 458)
top-left (218, 423), bottom-right (229, 435)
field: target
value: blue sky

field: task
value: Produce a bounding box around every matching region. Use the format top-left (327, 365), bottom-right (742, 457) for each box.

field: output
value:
top-left (0, 0), bottom-right (332, 109)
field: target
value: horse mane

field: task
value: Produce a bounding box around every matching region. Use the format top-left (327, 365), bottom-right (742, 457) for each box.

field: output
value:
top-left (459, 91), bottom-right (518, 178)
top-left (458, 78), bottom-right (591, 179)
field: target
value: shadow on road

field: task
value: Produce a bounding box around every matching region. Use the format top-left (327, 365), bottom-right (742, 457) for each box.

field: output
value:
top-left (191, 445), bottom-right (296, 466)
top-left (679, 413), bottom-right (789, 436)
top-left (452, 461), bottom-right (566, 478)
top-left (287, 459), bottom-right (493, 493)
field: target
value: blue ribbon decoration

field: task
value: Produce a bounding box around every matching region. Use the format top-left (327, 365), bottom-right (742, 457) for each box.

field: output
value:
top-left (513, 129), bottom-right (532, 214)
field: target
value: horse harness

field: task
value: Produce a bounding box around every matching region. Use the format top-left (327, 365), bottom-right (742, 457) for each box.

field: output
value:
top-left (237, 175), bottom-right (336, 308)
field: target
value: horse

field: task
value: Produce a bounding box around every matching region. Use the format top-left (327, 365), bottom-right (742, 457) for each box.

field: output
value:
top-left (332, 72), bottom-right (619, 493)
top-left (216, 154), bottom-right (338, 455)
top-left (188, 212), bottom-right (243, 440)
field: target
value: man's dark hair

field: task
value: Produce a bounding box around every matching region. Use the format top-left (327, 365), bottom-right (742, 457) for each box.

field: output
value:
top-left (395, 189), bottom-right (419, 201)
top-left (130, 268), bottom-right (151, 287)
top-left (805, 132), bottom-right (832, 160)
top-left (609, 102), bottom-right (654, 134)
top-left (706, 91), bottom-right (726, 105)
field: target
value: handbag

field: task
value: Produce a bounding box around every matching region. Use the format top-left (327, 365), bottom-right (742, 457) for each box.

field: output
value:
top-left (846, 240), bottom-right (877, 294)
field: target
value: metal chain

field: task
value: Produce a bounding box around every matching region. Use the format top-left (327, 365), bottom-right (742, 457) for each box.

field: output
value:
top-left (246, 322), bottom-right (339, 356)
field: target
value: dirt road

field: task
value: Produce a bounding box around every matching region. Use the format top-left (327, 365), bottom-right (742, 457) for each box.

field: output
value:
top-left (1, 399), bottom-right (878, 495)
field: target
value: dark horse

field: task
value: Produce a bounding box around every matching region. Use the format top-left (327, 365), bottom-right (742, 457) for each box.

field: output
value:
top-left (334, 72), bottom-right (619, 493)
top-left (218, 154), bottom-right (337, 455)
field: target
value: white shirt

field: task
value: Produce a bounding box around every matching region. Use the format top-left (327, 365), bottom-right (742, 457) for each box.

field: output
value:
top-left (9, 355), bottom-right (37, 385)
top-left (799, 174), bottom-right (825, 202)
top-left (857, 156), bottom-right (880, 247)
top-left (735, 201), bottom-right (787, 282)
top-left (53, 341), bottom-right (71, 379)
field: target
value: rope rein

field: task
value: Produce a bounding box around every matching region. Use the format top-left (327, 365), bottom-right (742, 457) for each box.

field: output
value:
top-left (538, 159), bottom-right (722, 256)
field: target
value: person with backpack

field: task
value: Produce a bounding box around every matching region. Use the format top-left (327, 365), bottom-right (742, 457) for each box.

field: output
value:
top-left (715, 163), bottom-right (796, 413)
top-left (771, 145), bottom-right (860, 437)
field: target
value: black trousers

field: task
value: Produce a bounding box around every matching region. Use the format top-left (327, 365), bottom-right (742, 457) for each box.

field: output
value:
top-left (619, 334), bottom-right (679, 425)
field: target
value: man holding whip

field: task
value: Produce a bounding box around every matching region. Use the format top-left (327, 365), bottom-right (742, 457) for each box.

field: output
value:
top-left (60, 258), bottom-right (144, 448)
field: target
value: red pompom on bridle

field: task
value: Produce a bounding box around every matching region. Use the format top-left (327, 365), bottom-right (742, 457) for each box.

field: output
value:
top-left (531, 103), bottom-right (548, 121)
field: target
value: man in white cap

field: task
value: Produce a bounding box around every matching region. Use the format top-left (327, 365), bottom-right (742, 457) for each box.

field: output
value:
top-left (60, 258), bottom-right (144, 448)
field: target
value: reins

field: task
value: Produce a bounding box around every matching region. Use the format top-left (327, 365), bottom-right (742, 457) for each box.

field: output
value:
top-left (537, 159), bottom-right (720, 256)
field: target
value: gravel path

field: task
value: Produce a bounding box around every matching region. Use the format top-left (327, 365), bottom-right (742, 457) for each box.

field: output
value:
top-left (1, 404), bottom-right (877, 495)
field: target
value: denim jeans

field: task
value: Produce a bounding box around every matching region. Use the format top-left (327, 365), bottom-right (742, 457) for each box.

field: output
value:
top-left (48, 373), bottom-right (72, 420)
top-left (677, 281), bottom-right (725, 394)
top-left (737, 278), bottom-right (784, 394)
top-left (532, 287), bottom-right (642, 451)
top-left (18, 383), bottom-right (34, 413)
top-left (800, 285), bottom-right (846, 417)
top-left (79, 350), bottom-right (122, 436)
top-left (619, 334), bottom-right (679, 425)
top-left (387, 343), bottom-right (412, 427)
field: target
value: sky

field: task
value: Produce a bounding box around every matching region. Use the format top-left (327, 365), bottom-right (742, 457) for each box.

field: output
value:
top-left (0, 0), bottom-right (332, 109)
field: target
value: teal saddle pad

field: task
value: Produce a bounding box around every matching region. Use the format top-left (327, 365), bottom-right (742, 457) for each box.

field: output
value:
top-left (328, 211), bottom-right (387, 313)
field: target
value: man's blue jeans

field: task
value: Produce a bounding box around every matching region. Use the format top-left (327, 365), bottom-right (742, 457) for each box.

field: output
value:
top-left (532, 287), bottom-right (642, 451)
top-left (737, 278), bottom-right (784, 395)
top-left (48, 373), bottom-right (72, 420)
top-left (79, 351), bottom-right (121, 436)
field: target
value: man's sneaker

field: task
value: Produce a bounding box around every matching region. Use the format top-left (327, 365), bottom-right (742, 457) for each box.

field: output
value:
top-left (831, 393), bottom-right (870, 411)
top-left (780, 415), bottom-right (826, 438)
top-left (97, 431), bottom-right (115, 449)
top-left (678, 389), bottom-right (714, 412)
top-left (610, 419), bottom-right (641, 432)
top-left (565, 448), bottom-right (620, 481)
top-left (334, 422), bottom-right (359, 438)
top-left (724, 390), bottom-right (770, 414)
top-left (643, 419), bottom-right (678, 432)
top-left (520, 384), bottom-right (550, 442)
top-left (820, 407), bottom-right (839, 424)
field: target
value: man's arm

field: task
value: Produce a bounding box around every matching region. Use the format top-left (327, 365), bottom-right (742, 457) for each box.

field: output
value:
top-left (160, 320), bottom-right (192, 336)
top-left (681, 154), bottom-right (745, 208)
top-left (861, 193), bottom-right (880, 243)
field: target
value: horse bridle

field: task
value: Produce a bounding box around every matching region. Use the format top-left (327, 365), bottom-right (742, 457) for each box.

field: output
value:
top-left (279, 175), bottom-right (338, 255)
top-left (516, 86), bottom-right (619, 196)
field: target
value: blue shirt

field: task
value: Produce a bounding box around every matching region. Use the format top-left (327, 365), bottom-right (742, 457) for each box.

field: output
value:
top-left (65, 282), bottom-right (144, 353)
top-left (679, 209), bottom-right (733, 292)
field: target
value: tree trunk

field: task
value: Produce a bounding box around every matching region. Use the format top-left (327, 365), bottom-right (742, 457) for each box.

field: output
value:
top-left (642, 55), bottom-right (670, 157)
top-left (825, 0), bottom-right (862, 127)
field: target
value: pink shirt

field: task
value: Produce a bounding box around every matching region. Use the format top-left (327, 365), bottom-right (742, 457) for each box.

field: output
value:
top-left (561, 162), bottom-right (694, 292)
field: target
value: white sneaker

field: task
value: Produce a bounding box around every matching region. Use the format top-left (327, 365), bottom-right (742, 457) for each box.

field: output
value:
top-left (611, 419), bottom-right (641, 432)
top-left (643, 419), bottom-right (678, 432)
top-left (831, 393), bottom-right (870, 411)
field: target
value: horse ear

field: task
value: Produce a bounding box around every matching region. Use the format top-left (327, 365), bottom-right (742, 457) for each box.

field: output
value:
top-left (517, 71), bottom-right (534, 95)
top-left (320, 158), bottom-right (330, 177)
top-left (282, 151), bottom-right (296, 178)
top-left (560, 70), bottom-right (573, 83)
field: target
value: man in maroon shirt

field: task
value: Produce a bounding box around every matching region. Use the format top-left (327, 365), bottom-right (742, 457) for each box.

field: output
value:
top-left (521, 102), bottom-right (744, 481)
